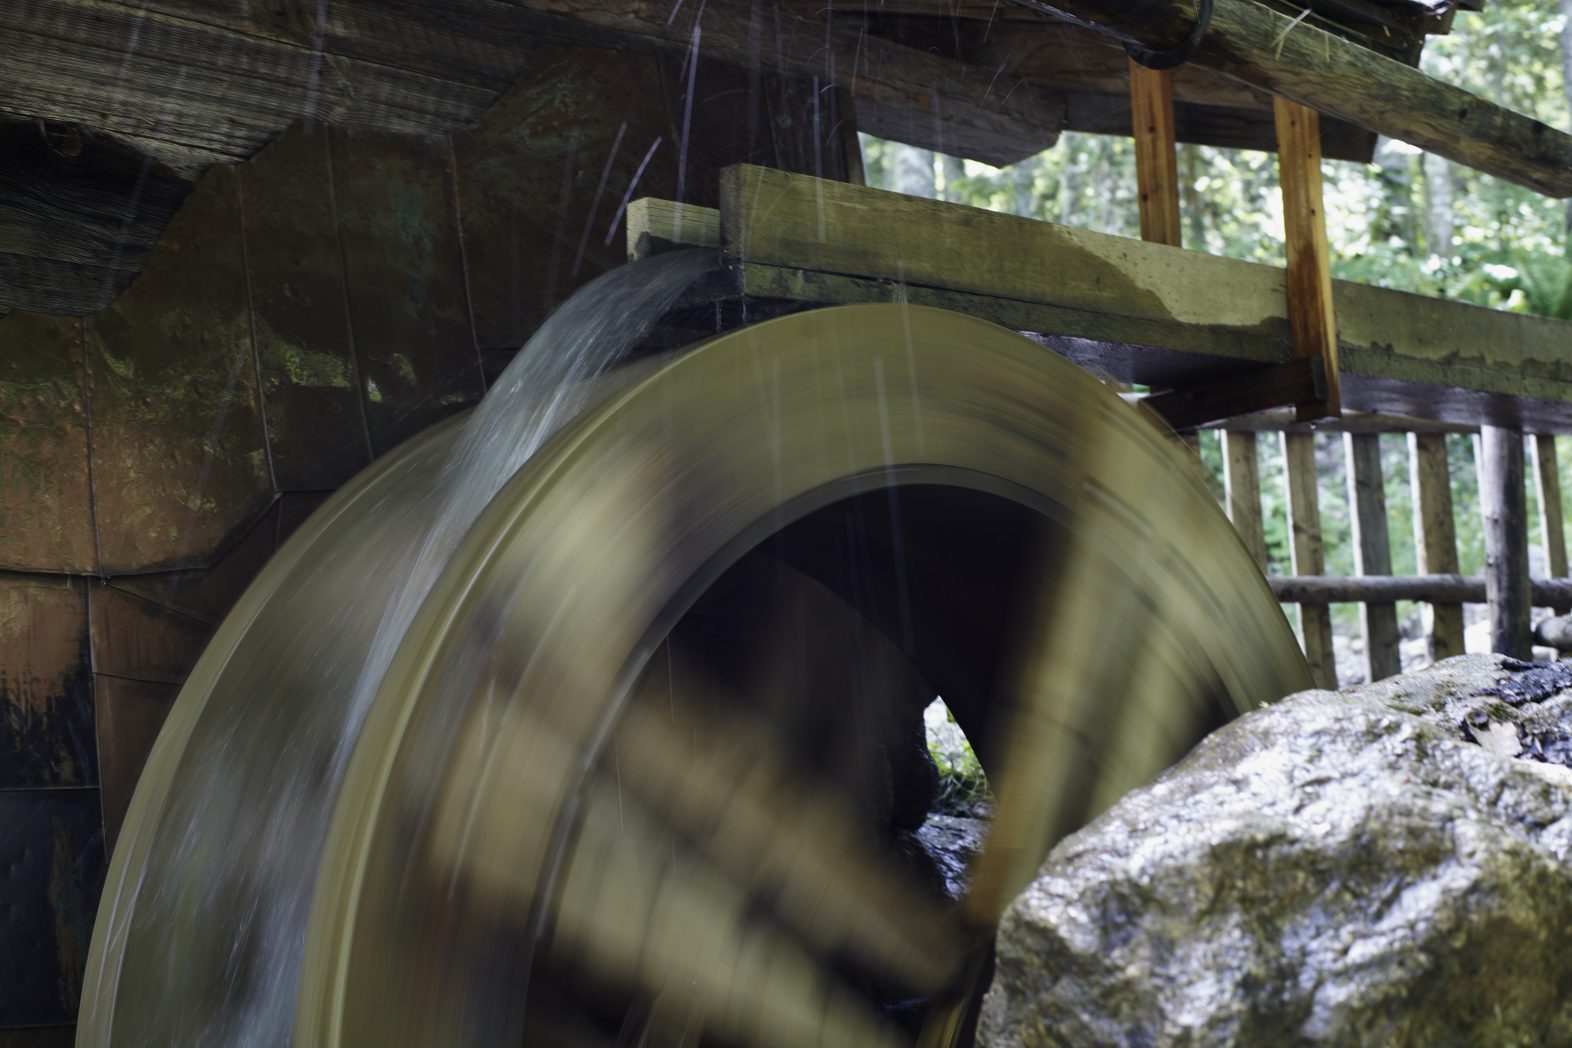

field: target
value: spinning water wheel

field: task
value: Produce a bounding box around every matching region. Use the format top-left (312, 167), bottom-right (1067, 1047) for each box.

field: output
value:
top-left (79, 291), bottom-right (1309, 1046)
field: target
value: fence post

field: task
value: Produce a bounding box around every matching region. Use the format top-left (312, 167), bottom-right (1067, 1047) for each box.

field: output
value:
top-left (1408, 433), bottom-right (1465, 660)
top-left (1345, 433), bottom-right (1400, 680)
top-left (1480, 426), bottom-right (1531, 659)
top-left (1223, 431), bottom-right (1268, 572)
top-left (1282, 432), bottom-right (1337, 687)
top-left (1531, 433), bottom-right (1569, 615)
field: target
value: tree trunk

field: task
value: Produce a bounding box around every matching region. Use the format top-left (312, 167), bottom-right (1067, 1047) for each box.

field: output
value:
top-left (1561, 0), bottom-right (1572, 232)
top-left (941, 153), bottom-right (967, 203)
top-left (893, 145), bottom-right (936, 198)
top-left (1420, 152), bottom-right (1454, 260)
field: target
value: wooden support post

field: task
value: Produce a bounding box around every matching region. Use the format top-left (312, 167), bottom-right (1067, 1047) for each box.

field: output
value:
top-left (1274, 98), bottom-right (1341, 421)
top-left (1223, 431), bottom-right (1268, 573)
top-left (1282, 432), bottom-right (1337, 688)
top-left (1345, 433), bottom-right (1400, 681)
top-left (1409, 433), bottom-right (1465, 660)
top-left (1128, 61), bottom-right (1182, 248)
top-left (1531, 433), bottom-right (1569, 614)
top-left (1008, 0), bottom-right (1572, 197)
top-left (1480, 426), bottom-right (1531, 659)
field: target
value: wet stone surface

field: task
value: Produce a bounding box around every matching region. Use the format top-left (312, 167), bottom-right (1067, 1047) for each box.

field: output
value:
top-left (979, 654), bottom-right (1572, 1047)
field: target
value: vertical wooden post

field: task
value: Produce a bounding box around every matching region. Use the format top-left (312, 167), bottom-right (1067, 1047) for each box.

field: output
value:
top-left (1273, 98), bottom-right (1341, 420)
top-left (1282, 432), bottom-right (1337, 688)
top-left (1409, 433), bottom-right (1465, 660)
top-left (1480, 426), bottom-right (1531, 659)
top-left (1345, 433), bottom-right (1400, 680)
top-left (1223, 431), bottom-right (1268, 572)
top-left (1531, 433), bottom-right (1569, 613)
top-left (1129, 61), bottom-right (1183, 248)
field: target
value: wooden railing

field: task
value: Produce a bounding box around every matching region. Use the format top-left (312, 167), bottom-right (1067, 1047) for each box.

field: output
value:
top-left (1199, 414), bottom-right (1570, 688)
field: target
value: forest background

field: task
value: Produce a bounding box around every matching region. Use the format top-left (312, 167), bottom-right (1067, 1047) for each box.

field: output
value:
top-left (861, 0), bottom-right (1572, 679)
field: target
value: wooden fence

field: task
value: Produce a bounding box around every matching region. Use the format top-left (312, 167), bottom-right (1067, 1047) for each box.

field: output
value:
top-left (1198, 413), bottom-right (1571, 688)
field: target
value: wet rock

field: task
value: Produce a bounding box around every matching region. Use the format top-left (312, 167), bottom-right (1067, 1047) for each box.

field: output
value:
top-left (979, 654), bottom-right (1572, 1047)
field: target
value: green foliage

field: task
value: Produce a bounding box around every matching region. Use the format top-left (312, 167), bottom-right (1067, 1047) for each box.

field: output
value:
top-left (924, 701), bottom-right (991, 817)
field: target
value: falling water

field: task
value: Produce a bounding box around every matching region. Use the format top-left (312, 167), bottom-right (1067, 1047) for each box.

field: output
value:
top-left (81, 249), bottom-right (716, 1047)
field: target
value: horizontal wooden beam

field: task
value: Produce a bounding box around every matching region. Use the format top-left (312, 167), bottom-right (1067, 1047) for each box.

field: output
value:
top-left (1010, 0), bottom-right (1572, 196)
top-left (1270, 574), bottom-right (1572, 605)
top-left (501, 0), bottom-right (1063, 165)
top-left (1210, 409), bottom-right (1477, 435)
top-left (1141, 358), bottom-right (1325, 431)
top-left (715, 167), bottom-right (1572, 430)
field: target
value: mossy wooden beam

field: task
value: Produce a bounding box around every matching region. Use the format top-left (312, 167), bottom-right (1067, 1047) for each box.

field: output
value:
top-left (1010, 0), bottom-right (1572, 196)
top-left (714, 166), bottom-right (1572, 430)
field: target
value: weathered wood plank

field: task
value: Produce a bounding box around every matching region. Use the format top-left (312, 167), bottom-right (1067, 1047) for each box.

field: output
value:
top-left (1223, 431), bottom-right (1268, 572)
top-left (88, 586), bottom-right (211, 686)
top-left (1216, 409), bottom-right (1476, 435)
top-left (629, 199), bottom-right (724, 261)
top-left (0, 575), bottom-right (96, 788)
top-left (1129, 61), bottom-right (1183, 248)
top-left (1011, 0), bottom-right (1572, 196)
top-left (1409, 432), bottom-right (1465, 659)
top-left (332, 129), bottom-right (483, 454)
top-left (451, 45), bottom-right (683, 350)
top-left (1282, 431), bottom-right (1337, 688)
top-left (0, 0), bottom-right (495, 160)
top-left (499, 0), bottom-right (1063, 166)
top-left (240, 124), bottom-right (370, 491)
top-left (1480, 426), bottom-right (1531, 658)
top-left (1345, 433), bottom-right (1400, 680)
top-left (84, 167), bottom-right (273, 573)
top-left (93, 674), bottom-right (179, 853)
top-left (0, 313), bottom-right (97, 573)
top-left (1275, 98), bottom-right (1341, 419)
top-left (1531, 433), bottom-right (1570, 613)
top-left (712, 168), bottom-right (1572, 429)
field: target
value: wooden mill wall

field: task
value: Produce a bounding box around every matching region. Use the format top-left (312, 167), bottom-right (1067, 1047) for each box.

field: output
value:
top-left (0, 42), bottom-right (853, 1041)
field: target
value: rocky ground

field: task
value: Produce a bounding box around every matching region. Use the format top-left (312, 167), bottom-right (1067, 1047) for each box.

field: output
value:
top-left (979, 654), bottom-right (1572, 1047)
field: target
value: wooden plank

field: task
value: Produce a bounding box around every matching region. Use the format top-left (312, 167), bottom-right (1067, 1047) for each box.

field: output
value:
top-left (0, 575), bottom-right (96, 789)
top-left (451, 46), bottom-right (691, 350)
top-left (499, 0), bottom-right (1063, 166)
top-left (713, 168), bottom-right (1572, 429)
top-left (84, 167), bottom-right (273, 573)
top-left (1129, 61), bottom-right (1183, 248)
top-left (1282, 431), bottom-right (1337, 688)
top-left (1216, 409), bottom-right (1476, 435)
top-left (1010, 0), bottom-right (1572, 196)
top-left (1480, 426), bottom-right (1531, 658)
top-left (0, 313), bottom-right (97, 574)
top-left (1142, 358), bottom-right (1325, 431)
top-left (1223, 431), bottom-right (1268, 572)
top-left (1532, 433), bottom-right (1570, 613)
top-left (93, 675), bottom-right (179, 853)
top-left (0, 0), bottom-right (495, 160)
top-left (1344, 433), bottom-right (1400, 680)
top-left (331, 128), bottom-right (483, 454)
top-left (1274, 98), bottom-right (1341, 419)
top-left (628, 199), bottom-right (724, 261)
top-left (1408, 432), bottom-right (1465, 659)
top-left (240, 125), bottom-right (370, 491)
top-left (88, 586), bottom-right (211, 686)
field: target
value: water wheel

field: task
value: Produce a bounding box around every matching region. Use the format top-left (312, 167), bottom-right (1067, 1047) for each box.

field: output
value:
top-left (79, 276), bottom-right (1309, 1046)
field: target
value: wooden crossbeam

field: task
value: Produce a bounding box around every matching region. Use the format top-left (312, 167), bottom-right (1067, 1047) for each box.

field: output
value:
top-left (1010, 0), bottom-right (1572, 196)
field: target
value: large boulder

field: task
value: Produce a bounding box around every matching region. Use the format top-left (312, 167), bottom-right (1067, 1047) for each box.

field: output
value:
top-left (979, 654), bottom-right (1572, 1047)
